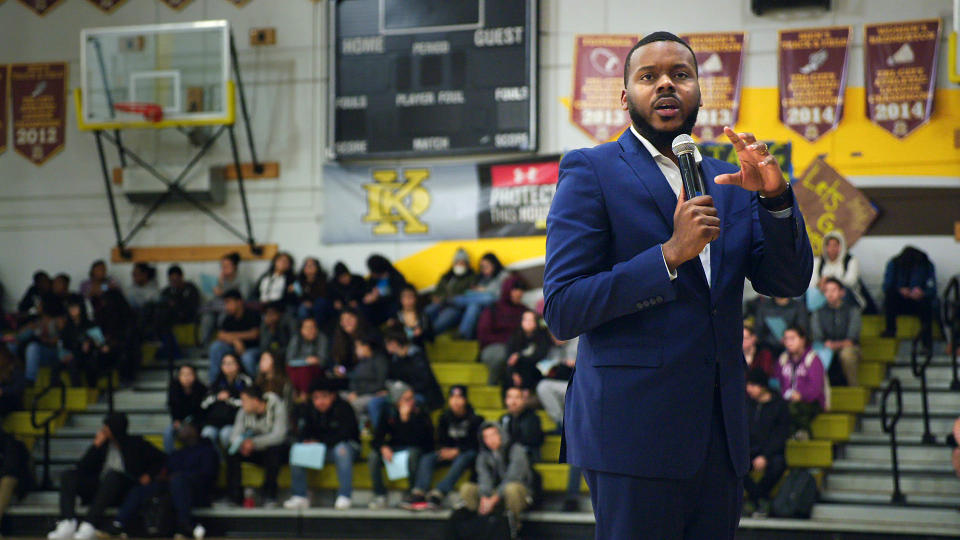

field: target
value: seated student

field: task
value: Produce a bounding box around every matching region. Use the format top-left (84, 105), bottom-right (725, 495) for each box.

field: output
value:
top-left (535, 335), bottom-right (582, 511)
top-left (361, 254), bottom-right (409, 327)
top-left (286, 317), bottom-right (329, 399)
top-left (199, 252), bottom-right (250, 346)
top-left (809, 231), bottom-right (868, 310)
top-left (126, 263), bottom-right (159, 316)
top-left (256, 350), bottom-right (294, 408)
top-left (79, 260), bottom-right (121, 304)
top-left (46, 413), bottom-right (165, 540)
top-left (504, 310), bottom-right (550, 395)
top-left (776, 327), bottom-right (827, 439)
top-left (0, 347), bottom-right (25, 416)
top-left (296, 257), bottom-right (332, 325)
top-left (21, 292), bottom-right (67, 384)
top-left (754, 296), bottom-right (808, 358)
top-left (882, 246), bottom-right (937, 346)
top-left (327, 262), bottom-right (366, 313)
top-left (226, 386), bottom-right (289, 507)
top-left (423, 249), bottom-right (477, 335)
top-left (283, 379), bottom-right (360, 511)
top-left (343, 334), bottom-right (389, 429)
top-left (0, 427), bottom-right (31, 525)
top-left (60, 294), bottom-right (102, 388)
top-left (414, 385), bottom-right (482, 509)
top-left (155, 265), bottom-right (201, 360)
top-left (811, 277), bottom-right (863, 387)
top-left (258, 301), bottom-right (295, 362)
top-left (330, 308), bottom-right (371, 378)
top-left (367, 385), bottom-right (435, 509)
top-left (453, 253), bottom-right (508, 340)
top-left (499, 386), bottom-right (544, 462)
top-left (95, 289), bottom-right (141, 385)
top-left (383, 330), bottom-right (443, 411)
top-left (387, 285), bottom-right (433, 347)
top-left (459, 422), bottom-right (534, 538)
top-left (165, 364), bottom-right (208, 453)
top-left (110, 422), bottom-right (218, 540)
top-left (743, 324), bottom-right (776, 381)
top-left (200, 353), bottom-right (253, 448)
top-left (208, 289), bottom-right (261, 381)
top-left (253, 252), bottom-right (297, 307)
top-left (743, 368), bottom-right (791, 518)
top-left (477, 275), bottom-right (528, 386)
top-left (18, 270), bottom-right (51, 318)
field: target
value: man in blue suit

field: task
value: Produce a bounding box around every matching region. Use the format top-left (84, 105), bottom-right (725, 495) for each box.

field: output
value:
top-left (543, 32), bottom-right (813, 539)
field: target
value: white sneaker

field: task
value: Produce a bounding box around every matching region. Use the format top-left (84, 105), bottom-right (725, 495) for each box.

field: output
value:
top-left (47, 519), bottom-right (77, 540)
top-left (72, 522), bottom-right (96, 540)
top-left (334, 495), bottom-right (352, 510)
top-left (368, 495), bottom-right (387, 509)
top-left (282, 495), bottom-right (309, 510)
top-left (192, 524), bottom-right (206, 540)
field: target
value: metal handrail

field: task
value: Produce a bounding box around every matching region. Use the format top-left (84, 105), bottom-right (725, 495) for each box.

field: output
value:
top-left (30, 379), bottom-right (67, 490)
top-left (880, 377), bottom-right (906, 505)
top-left (910, 335), bottom-right (936, 444)
top-left (943, 276), bottom-right (960, 391)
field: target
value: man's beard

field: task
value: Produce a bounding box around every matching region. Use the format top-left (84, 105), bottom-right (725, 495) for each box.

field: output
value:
top-left (627, 94), bottom-right (699, 150)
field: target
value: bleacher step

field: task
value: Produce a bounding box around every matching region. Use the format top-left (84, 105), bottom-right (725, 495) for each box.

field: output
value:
top-left (811, 503), bottom-right (960, 533)
top-left (841, 442), bottom-right (950, 465)
top-left (820, 489), bottom-right (960, 508)
top-left (859, 414), bottom-right (957, 437)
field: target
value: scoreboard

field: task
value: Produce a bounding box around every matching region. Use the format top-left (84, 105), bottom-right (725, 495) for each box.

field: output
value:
top-left (328, 0), bottom-right (538, 159)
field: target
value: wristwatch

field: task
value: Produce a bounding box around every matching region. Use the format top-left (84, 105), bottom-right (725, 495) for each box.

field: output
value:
top-left (758, 183), bottom-right (793, 212)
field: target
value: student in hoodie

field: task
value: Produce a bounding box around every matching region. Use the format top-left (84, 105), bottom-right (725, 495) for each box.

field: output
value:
top-left (743, 368), bottom-right (791, 518)
top-left (459, 422), bottom-right (534, 536)
top-left (258, 301), bottom-right (295, 363)
top-left (367, 385), bottom-right (435, 510)
top-left (477, 275), bottom-right (528, 386)
top-left (414, 385), bottom-right (482, 508)
top-left (286, 317), bottom-right (329, 399)
top-left (387, 285), bottom-right (433, 348)
top-left (882, 245), bottom-right (937, 346)
top-left (59, 294), bottom-right (101, 388)
top-left (45, 413), bottom-right (165, 540)
top-left (383, 330), bottom-right (443, 411)
top-left (164, 364), bottom-right (208, 453)
top-left (226, 385), bottom-right (289, 507)
top-left (499, 386), bottom-right (544, 463)
top-left (504, 310), bottom-right (551, 394)
top-left (811, 277), bottom-right (862, 387)
top-left (343, 333), bottom-right (389, 429)
top-left (809, 230), bottom-right (867, 309)
top-left (776, 326), bottom-right (826, 438)
top-left (327, 262), bottom-right (366, 314)
top-left (283, 378), bottom-right (361, 511)
top-left (200, 353), bottom-right (253, 448)
top-left (17, 270), bottom-right (51, 319)
top-left (424, 249), bottom-right (477, 335)
top-left (361, 254), bottom-right (409, 327)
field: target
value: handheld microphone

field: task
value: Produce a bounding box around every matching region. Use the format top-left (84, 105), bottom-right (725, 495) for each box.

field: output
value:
top-left (671, 134), bottom-right (704, 199)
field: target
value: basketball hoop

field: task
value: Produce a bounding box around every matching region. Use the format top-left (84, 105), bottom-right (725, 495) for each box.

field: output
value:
top-left (114, 102), bottom-right (163, 123)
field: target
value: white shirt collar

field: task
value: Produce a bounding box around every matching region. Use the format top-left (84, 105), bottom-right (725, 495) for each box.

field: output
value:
top-left (629, 125), bottom-right (702, 164)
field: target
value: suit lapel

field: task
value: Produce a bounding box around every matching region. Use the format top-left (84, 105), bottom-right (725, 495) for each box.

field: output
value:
top-left (618, 131), bottom-right (677, 230)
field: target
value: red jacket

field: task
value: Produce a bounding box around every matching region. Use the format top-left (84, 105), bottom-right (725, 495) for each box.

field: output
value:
top-left (476, 274), bottom-right (526, 349)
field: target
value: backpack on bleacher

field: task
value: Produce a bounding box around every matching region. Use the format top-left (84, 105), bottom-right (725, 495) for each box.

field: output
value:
top-left (771, 469), bottom-right (818, 518)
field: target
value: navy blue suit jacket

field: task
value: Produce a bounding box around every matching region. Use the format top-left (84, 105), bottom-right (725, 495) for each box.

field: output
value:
top-left (543, 130), bottom-right (812, 479)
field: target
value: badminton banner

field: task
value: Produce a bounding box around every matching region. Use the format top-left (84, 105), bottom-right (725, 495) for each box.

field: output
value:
top-left (778, 27), bottom-right (851, 142)
top-left (10, 62), bottom-right (67, 166)
top-left (864, 19), bottom-right (941, 139)
top-left (680, 32), bottom-right (746, 141)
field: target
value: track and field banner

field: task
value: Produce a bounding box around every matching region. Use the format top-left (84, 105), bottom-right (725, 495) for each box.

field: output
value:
top-left (477, 155), bottom-right (560, 238)
top-left (571, 35), bottom-right (641, 143)
top-left (10, 62), bottom-right (67, 166)
top-left (865, 19), bottom-right (941, 139)
top-left (778, 26), bottom-right (851, 142)
top-left (680, 32), bottom-right (746, 141)
top-left (793, 157), bottom-right (877, 254)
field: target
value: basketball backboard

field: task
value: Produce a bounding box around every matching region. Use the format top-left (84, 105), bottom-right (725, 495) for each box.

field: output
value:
top-left (78, 20), bottom-right (232, 130)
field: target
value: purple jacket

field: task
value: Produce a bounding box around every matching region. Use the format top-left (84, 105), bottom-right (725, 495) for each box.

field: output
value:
top-left (776, 349), bottom-right (826, 409)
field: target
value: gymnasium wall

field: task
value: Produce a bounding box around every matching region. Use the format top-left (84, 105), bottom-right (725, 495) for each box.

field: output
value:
top-left (0, 0), bottom-right (957, 307)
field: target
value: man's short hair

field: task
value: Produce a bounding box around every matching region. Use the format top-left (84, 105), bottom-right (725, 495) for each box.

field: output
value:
top-left (167, 265), bottom-right (183, 277)
top-left (241, 385), bottom-right (264, 401)
top-left (823, 277), bottom-right (844, 290)
top-left (264, 301), bottom-right (285, 314)
top-left (383, 329), bottom-right (409, 347)
top-left (624, 31), bottom-right (698, 87)
top-left (222, 289), bottom-right (243, 301)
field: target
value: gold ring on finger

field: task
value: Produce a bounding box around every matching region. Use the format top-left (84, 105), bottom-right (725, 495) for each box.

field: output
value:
top-left (756, 142), bottom-right (768, 154)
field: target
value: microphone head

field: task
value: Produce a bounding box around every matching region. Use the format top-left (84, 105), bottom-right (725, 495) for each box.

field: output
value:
top-left (671, 134), bottom-right (697, 157)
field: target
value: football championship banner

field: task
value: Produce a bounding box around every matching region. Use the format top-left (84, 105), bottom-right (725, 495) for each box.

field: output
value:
top-left (793, 157), bottom-right (878, 255)
top-left (10, 62), bottom-right (67, 166)
top-left (865, 19), bottom-right (941, 139)
top-left (680, 32), bottom-right (746, 141)
top-left (778, 27), bottom-right (851, 142)
top-left (571, 35), bottom-right (641, 143)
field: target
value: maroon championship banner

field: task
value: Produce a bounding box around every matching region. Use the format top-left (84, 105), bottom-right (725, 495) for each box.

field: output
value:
top-left (10, 63), bottom-right (67, 166)
top-left (17, 0), bottom-right (64, 16)
top-left (0, 66), bottom-right (7, 156)
top-left (680, 32), bottom-right (746, 141)
top-left (778, 27), bottom-right (851, 142)
top-left (865, 19), bottom-right (941, 139)
top-left (86, 0), bottom-right (128, 13)
top-left (224, 0), bottom-right (253, 6)
top-left (571, 34), bottom-right (641, 143)
top-left (158, 0), bottom-right (193, 10)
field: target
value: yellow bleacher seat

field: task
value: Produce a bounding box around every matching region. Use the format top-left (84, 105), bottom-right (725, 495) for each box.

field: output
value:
top-left (3, 411), bottom-right (64, 436)
top-left (172, 323), bottom-right (198, 348)
top-left (427, 335), bottom-right (480, 363)
top-left (440, 385), bottom-right (502, 409)
top-left (829, 386), bottom-right (869, 413)
top-left (23, 387), bottom-right (91, 412)
top-left (433, 363), bottom-right (489, 386)
top-left (857, 361), bottom-right (887, 389)
top-left (785, 439), bottom-right (832, 468)
top-left (860, 337), bottom-right (898, 363)
top-left (811, 413), bottom-right (855, 441)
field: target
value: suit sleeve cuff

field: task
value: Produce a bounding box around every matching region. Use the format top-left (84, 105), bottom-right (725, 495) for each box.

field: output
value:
top-left (661, 244), bottom-right (678, 281)
top-left (766, 207), bottom-right (793, 219)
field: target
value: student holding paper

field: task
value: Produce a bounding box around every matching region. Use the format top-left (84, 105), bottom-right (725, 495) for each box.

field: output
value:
top-left (367, 386), bottom-right (434, 510)
top-left (283, 379), bottom-right (360, 511)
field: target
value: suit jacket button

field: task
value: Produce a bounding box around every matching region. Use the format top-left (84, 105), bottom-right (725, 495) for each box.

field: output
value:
top-left (711, 308), bottom-right (718, 315)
